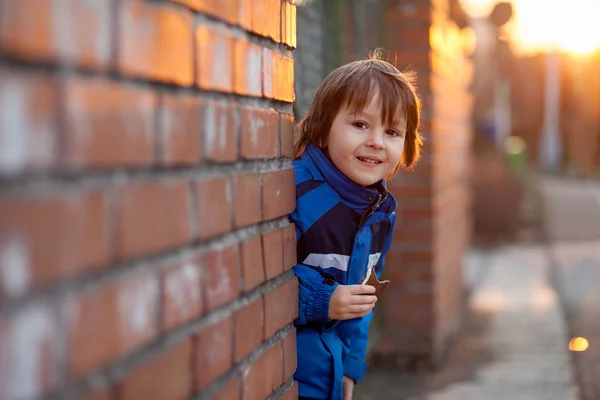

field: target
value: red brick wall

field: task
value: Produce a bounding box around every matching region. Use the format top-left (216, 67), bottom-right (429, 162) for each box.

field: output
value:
top-left (380, 0), bottom-right (473, 365)
top-left (0, 1), bottom-right (298, 399)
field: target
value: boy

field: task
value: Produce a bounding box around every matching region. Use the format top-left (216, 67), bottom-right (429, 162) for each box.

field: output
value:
top-left (290, 56), bottom-right (422, 400)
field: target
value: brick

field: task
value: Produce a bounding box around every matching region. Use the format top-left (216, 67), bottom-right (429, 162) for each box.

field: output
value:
top-left (0, 303), bottom-right (60, 399)
top-left (273, 54), bottom-right (294, 102)
top-left (195, 316), bottom-right (233, 390)
top-left (0, 190), bottom-right (109, 297)
top-left (233, 173), bottom-right (262, 228)
top-left (401, 250), bottom-right (434, 264)
top-left (80, 389), bottom-right (112, 400)
top-left (400, 207), bottom-right (435, 222)
top-left (238, 0), bottom-right (252, 30)
top-left (0, 0), bottom-right (112, 68)
top-left (117, 340), bottom-right (191, 400)
top-left (210, 375), bottom-right (240, 400)
top-left (159, 93), bottom-right (203, 165)
top-left (281, 333), bottom-right (297, 380)
top-left (203, 100), bottom-right (239, 162)
top-left (280, 382), bottom-right (299, 400)
top-left (251, 0), bottom-right (280, 41)
top-left (280, 1), bottom-right (297, 48)
top-left (119, 2), bottom-right (194, 85)
top-left (196, 25), bottom-right (234, 92)
top-left (64, 77), bottom-right (157, 168)
top-left (66, 272), bottom-right (160, 379)
top-left (280, 114), bottom-right (295, 159)
top-left (264, 278), bottom-right (298, 338)
top-left (241, 107), bottom-right (279, 159)
top-left (262, 48), bottom-right (273, 98)
top-left (115, 181), bottom-right (191, 260)
top-left (261, 168), bottom-right (295, 220)
top-left (234, 297), bottom-right (263, 362)
top-left (204, 245), bottom-right (240, 311)
top-left (0, 68), bottom-right (57, 175)
top-left (161, 259), bottom-right (203, 330)
top-left (242, 344), bottom-right (283, 400)
top-left (196, 176), bottom-right (233, 239)
top-left (234, 39), bottom-right (262, 97)
top-left (171, 0), bottom-right (239, 25)
top-left (262, 229), bottom-right (283, 280)
top-left (240, 236), bottom-right (265, 292)
top-left (282, 225), bottom-right (297, 270)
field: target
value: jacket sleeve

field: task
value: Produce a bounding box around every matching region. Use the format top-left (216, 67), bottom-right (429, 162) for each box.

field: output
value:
top-left (293, 263), bottom-right (338, 325)
top-left (343, 213), bottom-right (396, 382)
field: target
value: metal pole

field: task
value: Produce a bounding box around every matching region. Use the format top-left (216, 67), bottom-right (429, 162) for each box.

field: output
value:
top-left (539, 50), bottom-right (562, 172)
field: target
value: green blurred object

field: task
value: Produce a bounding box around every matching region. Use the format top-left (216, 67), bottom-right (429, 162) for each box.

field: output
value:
top-left (504, 136), bottom-right (527, 175)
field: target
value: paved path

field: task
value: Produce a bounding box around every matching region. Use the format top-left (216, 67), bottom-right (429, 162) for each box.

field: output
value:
top-left (540, 176), bottom-right (600, 399)
top-left (356, 246), bottom-right (579, 400)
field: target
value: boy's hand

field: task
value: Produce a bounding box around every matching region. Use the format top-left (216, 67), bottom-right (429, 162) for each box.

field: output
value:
top-left (343, 376), bottom-right (355, 400)
top-left (329, 284), bottom-right (377, 320)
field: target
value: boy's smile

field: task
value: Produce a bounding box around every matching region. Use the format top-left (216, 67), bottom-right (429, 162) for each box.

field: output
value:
top-left (325, 94), bottom-right (406, 187)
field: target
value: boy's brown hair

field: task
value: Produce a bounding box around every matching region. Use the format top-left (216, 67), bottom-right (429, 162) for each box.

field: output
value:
top-left (295, 55), bottom-right (423, 176)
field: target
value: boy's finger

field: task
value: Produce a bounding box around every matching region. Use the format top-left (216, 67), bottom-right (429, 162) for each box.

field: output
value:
top-left (348, 304), bottom-right (374, 314)
top-left (348, 284), bottom-right (376, 295)
top-left (349, 295), bottom-right (377, 305)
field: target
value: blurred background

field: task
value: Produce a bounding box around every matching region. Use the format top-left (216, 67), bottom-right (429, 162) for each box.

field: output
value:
top-left (1, 0), bottom-right (600, 399)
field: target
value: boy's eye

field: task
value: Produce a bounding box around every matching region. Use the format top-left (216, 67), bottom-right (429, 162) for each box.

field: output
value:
top-left (386, 129), bottom-right (403, 138)
top-left (352, 121), bottom-right (368, 129)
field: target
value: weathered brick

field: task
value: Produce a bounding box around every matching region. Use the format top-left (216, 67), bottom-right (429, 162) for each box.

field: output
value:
top-left (241, 107), bottom-right (279, 159)
top-left (0, 303), bottom-right (61, 399)
top-left (238, 0), bottom-right (252, 30)
top-left (195, 315), bottom-right (233, 390)
top-left (0, 68), bottom-right (57, 175)
top-left (196, 25), bottom-right (234, 92)
top-left (281, 333), bottom-right (297, 381)
top-left (234, 39), bottom-right (262, 97)
top-left (114, 181), bottom-right (191, 260)
top-left (264, 278), bottom-right (298, 338)
top-left (79, 388), bottom-right (112, 400)
top-left (280, 1), bottom-right (297, 48)
top-left (161, 259), bottom-right (203, 330)
top-left (0, 190), bottom-right (109, 297)
top-left (233, 173), bottom-right (262, 228)
top-left (117, 340), bottom-right (192, 400)
top-left (203, 100), bottom-right (239, 162)
top-left (262, 229), bottom-right (283, 280)
top-left (242, 344), bottom-right (283, 400)
top-left (240, 236), bottom-right (265, 292)
top-left (273, 53), bottom-right (295, 102)
top-left (234, 297), bottom-right (264, 361)
top-left (261, 168), bottom-right (295, 220)
top-left (210, 375), bottom-right (240, 400)
top-left (204, 244), bottom-right (240, 311)
top-left (66, 272), bottom-right (160, 379)
top-left (119, 2), bottom-right (194, 85)
top-left (262, 48), bottom-right (274, 98)
top-left (64, 77), bottom-right (157, 168)
top-left (171, 0), bottom-right (239, 25)
top-left (282, 225), bottom-right (297, 270)
top-left (196, 176), bottom-right (233, 239)
top-left (280, 382), bottom-right (299, 400)
top-left (0, 0), bottom-right (112, 67)
top-left (159, 93), bottom-right (203, 165)
top-left (280, 113), bottom-right (295, 159)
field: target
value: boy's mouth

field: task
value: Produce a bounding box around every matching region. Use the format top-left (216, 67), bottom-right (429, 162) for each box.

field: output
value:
top-left (357, 156), bottom-right (382, 165)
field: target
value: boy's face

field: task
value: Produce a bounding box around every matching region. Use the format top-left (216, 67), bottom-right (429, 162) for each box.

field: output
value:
top-left (325, 95), bottom-right (406, 187)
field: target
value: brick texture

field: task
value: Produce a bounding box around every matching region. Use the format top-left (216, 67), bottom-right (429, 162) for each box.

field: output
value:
top-left (379, 0), bottom-right (473, 365)
top-left (0, 0), bottom-right (297, 398)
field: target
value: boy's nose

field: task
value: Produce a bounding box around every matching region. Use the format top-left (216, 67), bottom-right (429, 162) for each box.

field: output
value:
top-left (366, 130), bottom-right (385, 149)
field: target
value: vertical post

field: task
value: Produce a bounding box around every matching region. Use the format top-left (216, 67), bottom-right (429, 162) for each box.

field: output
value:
top-left (539, 50), bottom-right (562, 172)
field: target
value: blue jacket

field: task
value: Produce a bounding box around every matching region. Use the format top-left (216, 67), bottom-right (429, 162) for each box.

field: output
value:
top-left (291, 144), bottom-right (397, 400)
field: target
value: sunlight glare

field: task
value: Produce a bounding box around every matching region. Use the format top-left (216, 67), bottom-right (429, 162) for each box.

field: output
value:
top-left (509, 0), bottom-right (600, 54)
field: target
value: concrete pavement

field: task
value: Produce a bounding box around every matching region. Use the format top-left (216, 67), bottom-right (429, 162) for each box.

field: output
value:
top-left (356, 245), bottom-right (578, 400)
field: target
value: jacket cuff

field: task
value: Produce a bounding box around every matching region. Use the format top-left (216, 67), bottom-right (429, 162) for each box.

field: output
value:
top-left (307, 281), bottom-right (338, 322)
top-left (343, 354), bottom-right (368, 382)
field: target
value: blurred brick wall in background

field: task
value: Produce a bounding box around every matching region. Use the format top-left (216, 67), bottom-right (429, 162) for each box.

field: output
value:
top-left (381, 0), bottom-right (473, 366)
top-left (0, 1), bottom-right (299, 399)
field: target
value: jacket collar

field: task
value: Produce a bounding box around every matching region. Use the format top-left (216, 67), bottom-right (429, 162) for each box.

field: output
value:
top-left (302, 143), bottom-right (396, 214)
